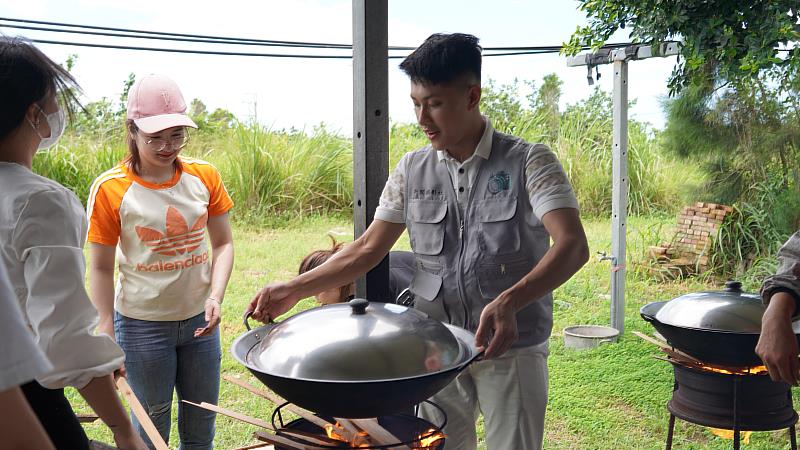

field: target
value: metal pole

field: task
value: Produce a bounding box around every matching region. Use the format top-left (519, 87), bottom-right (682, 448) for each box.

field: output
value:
top-left (610, 58), bottom-right (629, 333)
top-left (352, 0), bottom-right (390, 301)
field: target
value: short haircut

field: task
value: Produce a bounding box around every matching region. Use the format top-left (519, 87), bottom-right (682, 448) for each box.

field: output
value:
top-left (399, 33), bottom-right (482, 85)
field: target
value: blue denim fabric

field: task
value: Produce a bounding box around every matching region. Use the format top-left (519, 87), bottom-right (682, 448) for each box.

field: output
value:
top-left (115, 311), bottom-right (221, 450)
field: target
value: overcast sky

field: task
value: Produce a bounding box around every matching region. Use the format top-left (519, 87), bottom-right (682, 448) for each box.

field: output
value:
top-left (1, 0), bottom-right (679, 133)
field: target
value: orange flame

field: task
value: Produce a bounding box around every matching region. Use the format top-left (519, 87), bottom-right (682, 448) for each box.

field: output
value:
top-left (697, 363), bottom-right (768, 376)
top-left (415, 427), bottom-right (446, 449)
top-left (320, 421), bottom-right (444, 449)
top-left (323, 422), bottom-right (369, 447)
top-left (709, 427), bottom-right (752, 444)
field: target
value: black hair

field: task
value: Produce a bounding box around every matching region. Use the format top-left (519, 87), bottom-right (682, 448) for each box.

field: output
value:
top-left (399, 33), bottom-right (482, 85)
top-left (0, 35), bottom-right (82, 140)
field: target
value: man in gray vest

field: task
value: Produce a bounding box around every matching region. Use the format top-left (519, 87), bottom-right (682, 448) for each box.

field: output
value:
top-left (247, 33), bottom-right (589, 450)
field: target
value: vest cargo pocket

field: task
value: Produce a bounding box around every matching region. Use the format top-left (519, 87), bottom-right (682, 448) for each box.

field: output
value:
top-left (476, 196), bottom-right (520, 255)
top-left (477, 259), bottom-right (533, 300)
top-left (407, 199), bottom-right (447, 255)
top-left (409, 269), bottom-right (446, 321)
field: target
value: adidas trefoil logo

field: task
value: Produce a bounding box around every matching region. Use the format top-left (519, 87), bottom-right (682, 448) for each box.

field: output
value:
top-left (135, 206), bottom-right (207, 256)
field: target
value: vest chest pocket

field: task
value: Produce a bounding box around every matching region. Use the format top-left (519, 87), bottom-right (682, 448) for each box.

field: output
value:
top-left (407, 200), bottom-right (447, 255)
top-left (476, 196), bottom-right (520, 255)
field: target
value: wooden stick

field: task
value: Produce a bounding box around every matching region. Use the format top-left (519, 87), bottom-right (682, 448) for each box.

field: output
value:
top-left (254, 430), bottom-right (320, 450)
top-left (116, 377), bottom-right (169, 450)
top-left (333, 418), bottom-right (361, 436)
top-left (277, 428), bottom-right (342, 446)
top-left (350, 418), bottom-right (412, 450)
top-left (222, 376), bottom-right (330, 427)
top-left (77, 414), bottom-right (99, 423)
top-left (632, 330), bottom-right (669, 348)
top-left (181, 400), bottom-right (274, 431)
top-left (234, 444), bottom-right (275, 450)
top-left (632, 331), bottom-right (703, 363)
top-left (223, 375), bottom-right (358, 442)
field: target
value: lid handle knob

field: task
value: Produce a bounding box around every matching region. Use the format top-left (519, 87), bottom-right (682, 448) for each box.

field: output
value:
top-left (725, 280), bottom-right (742, 292)
top-left (349, 298), bottom-right (369, 315)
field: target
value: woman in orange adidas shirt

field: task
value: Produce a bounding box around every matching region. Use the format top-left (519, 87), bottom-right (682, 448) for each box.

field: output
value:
top-left (87, 74), bottom-right (234, 450)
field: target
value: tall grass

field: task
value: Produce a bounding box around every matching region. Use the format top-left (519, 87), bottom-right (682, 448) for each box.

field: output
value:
top-left (32, 133), bottom-right (126, 205)
top-left (33, 91), bottom-right (697, 223)
top-left (222, 123), bottom-right (353, 221)
top-left (705, 178), bottom-right (800, 285)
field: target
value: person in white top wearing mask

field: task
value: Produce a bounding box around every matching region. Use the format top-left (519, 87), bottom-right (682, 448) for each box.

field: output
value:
top-left (0, 36), bottom-right (147, 450)
top-left (0, 256), bottom-right (55, 450)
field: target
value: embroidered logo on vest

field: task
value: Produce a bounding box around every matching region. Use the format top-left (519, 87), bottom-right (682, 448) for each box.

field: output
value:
top-left (411, 188), bottom-right (444, 201)
top-left (487, 171), bottom-right (510, 194)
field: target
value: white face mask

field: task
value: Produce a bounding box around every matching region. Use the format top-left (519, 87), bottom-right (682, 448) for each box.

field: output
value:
top-left (27, 105), bottom-right (66, 150)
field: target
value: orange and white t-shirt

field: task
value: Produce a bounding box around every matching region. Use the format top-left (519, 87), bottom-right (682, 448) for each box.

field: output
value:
top-left (87, 157), bottom-right (233, 321)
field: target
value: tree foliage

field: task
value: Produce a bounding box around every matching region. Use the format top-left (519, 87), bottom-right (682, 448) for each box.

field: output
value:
top-left (565, 1), bottom-right (800, 94)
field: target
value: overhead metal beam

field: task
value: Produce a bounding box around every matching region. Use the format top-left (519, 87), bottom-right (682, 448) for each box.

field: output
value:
top-left (566, 42), bottom-right (681, 67)
top-left (352, 0), bottom-right (390, 301)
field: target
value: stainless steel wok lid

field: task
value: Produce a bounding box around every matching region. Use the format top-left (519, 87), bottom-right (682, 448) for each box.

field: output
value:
top-left (245, 298), bottom-right (469, 382)
top-left (654, 281), bottom-right (765, 333)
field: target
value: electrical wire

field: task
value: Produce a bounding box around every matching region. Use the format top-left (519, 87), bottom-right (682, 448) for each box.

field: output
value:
top-left (0, 16), bottom-right (635, 54)
top-left (27, 37), bottom-right (565, 58)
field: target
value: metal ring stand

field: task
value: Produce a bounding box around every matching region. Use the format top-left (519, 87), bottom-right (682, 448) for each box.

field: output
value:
top-left (270, 400), bottom-right (447, 449)
top-left (665, 377), bottom-right (798, 450)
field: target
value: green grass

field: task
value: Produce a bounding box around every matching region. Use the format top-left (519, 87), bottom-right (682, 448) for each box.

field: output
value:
top-left (67, 215), bottom-right (799, 449)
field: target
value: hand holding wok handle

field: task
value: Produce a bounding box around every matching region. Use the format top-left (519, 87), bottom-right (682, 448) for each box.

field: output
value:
top-left (756, 292), bottom-right (800, 385)
top-left (247, 281), bottom-right (303, 324)
top-left (474, 294), bottom-right (519, 359)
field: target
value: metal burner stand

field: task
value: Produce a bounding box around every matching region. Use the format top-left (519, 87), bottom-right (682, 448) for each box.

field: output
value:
top-left (271, 400), bottom-right (447, 449)
top-left (665, 370), bottom-right (798, 450)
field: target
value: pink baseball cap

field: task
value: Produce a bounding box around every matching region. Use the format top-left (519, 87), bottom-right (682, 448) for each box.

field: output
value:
top-left (126, 74), bottom-right (197, 133)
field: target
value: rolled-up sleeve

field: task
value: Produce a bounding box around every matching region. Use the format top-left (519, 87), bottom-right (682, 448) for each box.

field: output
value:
top-left (13, 189), bottom-right (124, 389)
top-left (374, 155), bottom-right (408, 224)
top-left (525, 144), bottom-right (579, 220)
top-left (761, 231), bottom-right (800, 309)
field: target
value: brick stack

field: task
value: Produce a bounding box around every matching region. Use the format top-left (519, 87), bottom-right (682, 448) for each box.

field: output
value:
top-left (648, 202), bottom-right (732, 276)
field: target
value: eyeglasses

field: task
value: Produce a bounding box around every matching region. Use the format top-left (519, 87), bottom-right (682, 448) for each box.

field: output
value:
top-left (143, 134), bottom-right (189, 152)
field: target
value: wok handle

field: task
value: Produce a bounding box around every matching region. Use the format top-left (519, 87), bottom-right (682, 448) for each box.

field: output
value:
top-left (640, 301), bottom-right (665, 323)
top-left (243, 310), bottom-right (253, 331)
top-left (469, 348), bottom-right (486, 364)
top-left (242, 309), bottom-right (276, 331)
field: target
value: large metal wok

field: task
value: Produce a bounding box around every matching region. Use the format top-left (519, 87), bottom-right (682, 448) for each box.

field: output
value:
top-left (640, 281), bottom-right (800, 366)
top-left (231, 298), bottom-right (483, 418)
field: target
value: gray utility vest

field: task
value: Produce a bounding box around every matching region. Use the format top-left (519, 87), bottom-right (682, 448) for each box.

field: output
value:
top-left (405, 131), bottom-right (553, 348)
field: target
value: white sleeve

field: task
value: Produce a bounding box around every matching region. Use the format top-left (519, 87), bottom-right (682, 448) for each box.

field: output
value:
top-left (374, 154), bottom-right (408, 224)
top-left (13, 189), bottom-right (124, 389)
top-left (0, 258), bottom-right (52, 391)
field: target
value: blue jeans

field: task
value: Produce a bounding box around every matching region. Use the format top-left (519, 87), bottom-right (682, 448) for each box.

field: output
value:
top-left (115, 312), bottom-right (221, 450)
